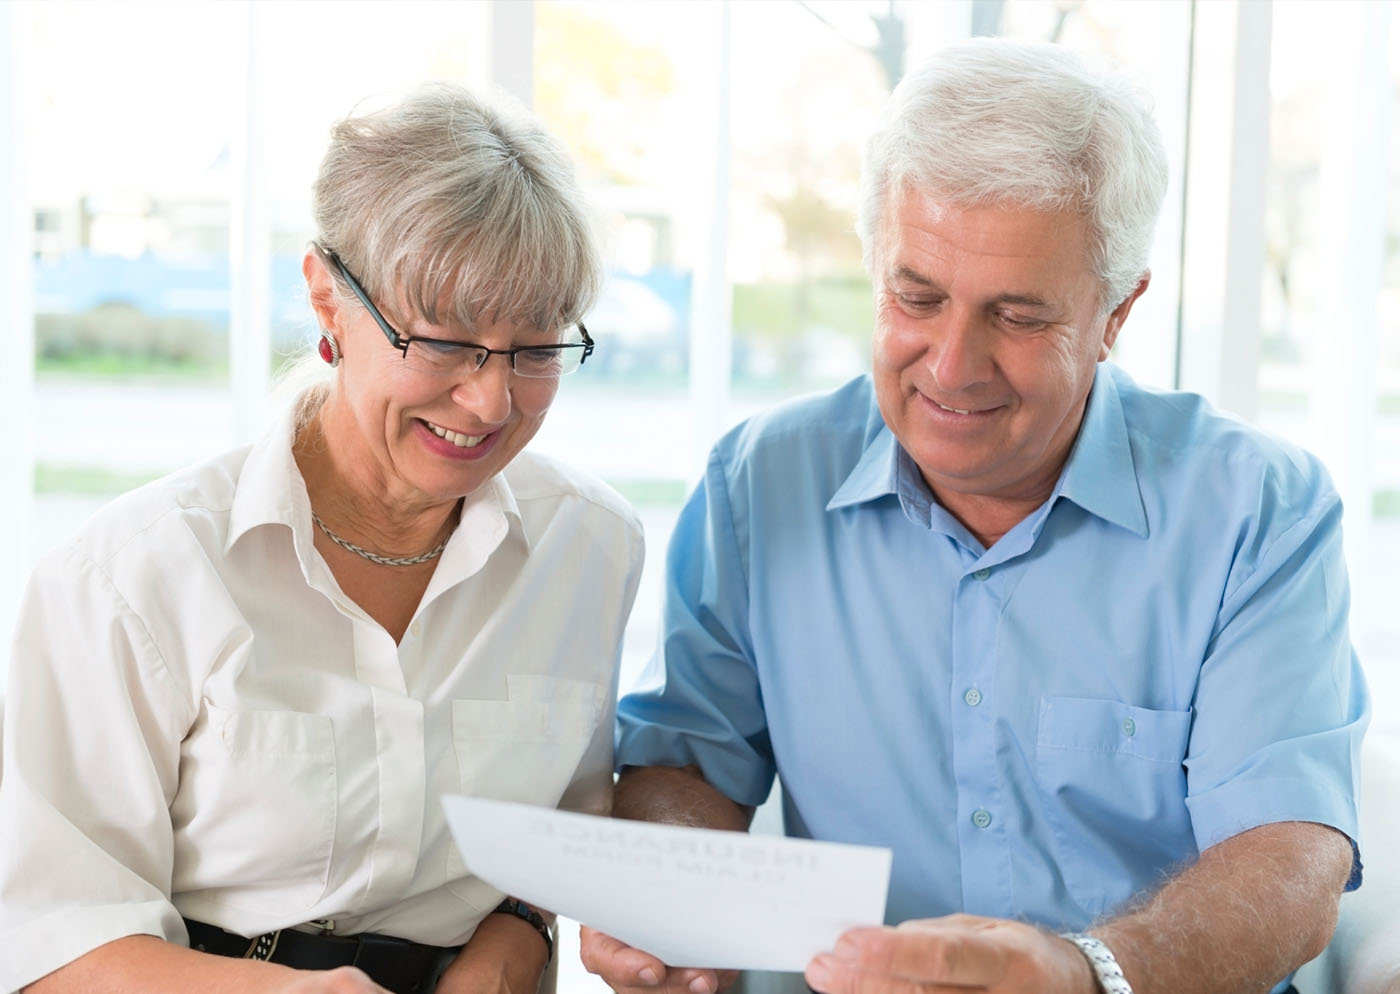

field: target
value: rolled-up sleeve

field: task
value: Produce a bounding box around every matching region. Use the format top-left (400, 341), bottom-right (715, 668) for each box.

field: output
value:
top-left (615, 449), bottom-right (776, 808)
top-left (0, 544), bottom-right (193, 991)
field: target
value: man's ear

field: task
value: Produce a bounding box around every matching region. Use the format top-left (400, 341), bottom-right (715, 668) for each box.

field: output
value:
top-left (1099, 273), bottom-right (1150, 360)
top-left (304, 250), bottom-right (341, 333)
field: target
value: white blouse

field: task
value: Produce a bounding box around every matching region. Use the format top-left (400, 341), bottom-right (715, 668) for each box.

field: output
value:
top-left (0, 402), bottom-right (644, 991)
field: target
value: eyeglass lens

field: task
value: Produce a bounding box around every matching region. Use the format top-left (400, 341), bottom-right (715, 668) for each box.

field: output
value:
top-left (402, 337), bottom-right (586, 379)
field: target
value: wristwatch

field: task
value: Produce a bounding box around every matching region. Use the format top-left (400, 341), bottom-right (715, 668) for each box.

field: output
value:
top-left (1060, 933), bottom-right (1134, 994)
top-left (493, 897), bottom-right (554, 964)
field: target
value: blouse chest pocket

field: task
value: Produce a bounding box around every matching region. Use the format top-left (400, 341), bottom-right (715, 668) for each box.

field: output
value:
top-left (1035, 696), bottom-right (1194, 918)
top-left (171, 702), bottom-right (338, 913)
top-left (444, 675), bottom-right (605, 900)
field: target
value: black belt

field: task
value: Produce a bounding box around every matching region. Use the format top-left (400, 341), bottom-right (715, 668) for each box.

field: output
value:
top-left (184, 918), bottom-right (459, 993)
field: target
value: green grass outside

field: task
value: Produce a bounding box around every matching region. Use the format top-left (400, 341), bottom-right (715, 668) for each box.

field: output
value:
top-left (731, 277), bottom-right (873, 342)
top-left (1257, 389), bottom-right (1309, 413)
top-left (604, 477), bottom-right (690, 508)
top-left (1374, 489), bottom-right (1400, 518)
top-left (36, 464), bottom-right (163, 496)
top-left (37, 352), bottom-right (228, 382)
top-left (38, 351), bottom-right (304, 383)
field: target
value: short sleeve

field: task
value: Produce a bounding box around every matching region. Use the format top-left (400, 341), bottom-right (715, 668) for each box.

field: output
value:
top-left (1183, 481), bottom-right (1368, 889)
top-left (0, 545), bottom-right (192, 990)
top-left (615, 448), bottom-right (776, 807)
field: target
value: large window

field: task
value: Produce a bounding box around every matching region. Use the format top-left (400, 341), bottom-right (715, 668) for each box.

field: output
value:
top-left (1, 3), bottom-right (1395, 988)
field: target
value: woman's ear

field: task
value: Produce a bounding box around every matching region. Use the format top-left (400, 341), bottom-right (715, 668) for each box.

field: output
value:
top-left (304, 250), bottom-right (341, 333)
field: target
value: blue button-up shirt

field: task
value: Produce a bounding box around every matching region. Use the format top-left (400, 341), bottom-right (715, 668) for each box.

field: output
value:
top-left (617, 363), bottom-right (1366, 933)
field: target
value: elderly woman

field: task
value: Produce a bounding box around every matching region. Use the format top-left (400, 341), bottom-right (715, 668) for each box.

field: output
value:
top-left (0, 84), bottom-right (642, 994)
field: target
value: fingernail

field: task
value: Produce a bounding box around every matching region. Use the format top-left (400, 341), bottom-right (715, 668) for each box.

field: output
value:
top-left (806, 958), bottom-right (832, 991)
top-left (639, 968), bottom-right (660, 986)
top-left (689, 977), bottom-right (714, 994)
top-left (833, 938), bottom-right (859, 962)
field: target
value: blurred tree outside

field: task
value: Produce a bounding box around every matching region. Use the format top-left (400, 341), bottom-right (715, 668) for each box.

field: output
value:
top-left (530, 1), bottom-right (898, 392)
top-left (730, 5), bottom-right (891, 388)
top-left (1387, 68), bottom-right (1400, 375)
top-left (534, 2), bottom-right (679, 187)
top-left (1262, 80), bottom-right (1317, 377)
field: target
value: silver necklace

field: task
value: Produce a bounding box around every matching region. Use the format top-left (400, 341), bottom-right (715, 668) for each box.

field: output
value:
top-left (311, 512), bottom-right (449, 567)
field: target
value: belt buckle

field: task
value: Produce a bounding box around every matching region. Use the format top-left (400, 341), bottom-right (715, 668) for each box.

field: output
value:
top-left (244, 930), bottom-right (282, 961)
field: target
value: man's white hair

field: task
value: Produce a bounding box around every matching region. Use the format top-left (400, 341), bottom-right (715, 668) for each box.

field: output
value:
top-left (858, 37), bottom-right (1169, 311)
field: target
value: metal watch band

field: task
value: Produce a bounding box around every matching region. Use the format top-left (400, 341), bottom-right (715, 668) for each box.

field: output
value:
top-left (492, 897), bottom-right (554, 964)
top-left (1061, 933), bottom-right (1134, 994)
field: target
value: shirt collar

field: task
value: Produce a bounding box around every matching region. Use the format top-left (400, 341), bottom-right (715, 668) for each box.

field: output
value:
top-left (824, 364), bottom-right (1148, 538)
top-left (225, 394), bottom-right (528, 566)
top-left (226, 399), bottom-right (312, 556)
top-left (1055, 364), bottom-right (1149, 538)
top-left (827, 426), bottom-right (900, 511)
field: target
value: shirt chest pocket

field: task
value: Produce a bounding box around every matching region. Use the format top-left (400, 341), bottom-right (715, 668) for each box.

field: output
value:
top-left (171, 702), bottom-right (338, 912)
top-left (444, 675), bottom-right (605, 903)
top-left (1035, 696), bottom-right (1193, 918)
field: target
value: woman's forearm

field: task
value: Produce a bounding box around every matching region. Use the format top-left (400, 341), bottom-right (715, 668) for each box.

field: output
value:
top-left (23, 934), bottom-right (387, 994)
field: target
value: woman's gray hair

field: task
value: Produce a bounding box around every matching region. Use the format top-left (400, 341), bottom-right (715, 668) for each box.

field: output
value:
top-left (312, 81), bottom-right (601, 336)
top-left (858, 37), bottom-right (1168, 312)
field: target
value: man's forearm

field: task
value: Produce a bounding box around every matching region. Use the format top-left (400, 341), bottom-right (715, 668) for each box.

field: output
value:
top-left (437, 910), bottom-right (551, 994)
top-left (614, 764), bottom-right (754, 831)
top-left (1094, 820), bottom-right (1353, 994)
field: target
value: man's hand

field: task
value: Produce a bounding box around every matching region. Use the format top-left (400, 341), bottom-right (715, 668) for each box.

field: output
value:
top-left (804, 915), bottom-right (1094, 994)
top-left (578, 926), bottom-right (738, 994)
top-left (581, 768), bottom-right (748, 994)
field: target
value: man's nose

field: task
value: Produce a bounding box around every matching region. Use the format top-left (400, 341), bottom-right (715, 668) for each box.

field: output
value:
top-left (927, 309), bottom-right (994, 392)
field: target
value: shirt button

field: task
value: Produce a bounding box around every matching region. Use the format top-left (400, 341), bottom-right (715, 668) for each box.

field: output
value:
top-left (410, 621), bottom-right (423, 638)
top-left (1122, 717), bottom-right (1136, 737)
top-left (973, 568), bottom-right (991, 581)
top-left (963, 688), bottom-right (982, 707)
top-left (971, 808), bottom-right (993, 829)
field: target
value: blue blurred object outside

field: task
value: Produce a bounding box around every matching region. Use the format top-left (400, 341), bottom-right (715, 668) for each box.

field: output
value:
top-left (35, 252), bottom-right (692, 370)
top-left (34, 252), bottom-right (308, 346)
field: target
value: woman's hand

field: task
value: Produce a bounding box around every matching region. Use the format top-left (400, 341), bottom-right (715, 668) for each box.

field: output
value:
top-left (579, 926), bottom-right (738, 994)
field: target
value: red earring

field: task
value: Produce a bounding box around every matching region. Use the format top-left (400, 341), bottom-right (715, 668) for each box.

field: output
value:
top-left (318, 330), bottom-right (341, 367)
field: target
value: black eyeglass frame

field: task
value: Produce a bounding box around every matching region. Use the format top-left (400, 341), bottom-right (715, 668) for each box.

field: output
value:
top-left (323, 250), bottom-right (594, 376)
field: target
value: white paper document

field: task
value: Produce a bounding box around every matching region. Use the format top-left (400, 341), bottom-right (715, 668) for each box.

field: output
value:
top-left (442, 795), bottom-right (893, 972)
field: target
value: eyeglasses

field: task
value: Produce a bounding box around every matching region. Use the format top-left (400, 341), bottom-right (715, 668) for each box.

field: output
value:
top-left (324, 251), bottom-right (594, 379)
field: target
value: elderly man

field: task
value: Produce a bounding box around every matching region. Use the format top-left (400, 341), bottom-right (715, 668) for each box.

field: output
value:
top-left (582, 37), bottom-right (1367, 994)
